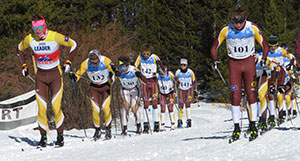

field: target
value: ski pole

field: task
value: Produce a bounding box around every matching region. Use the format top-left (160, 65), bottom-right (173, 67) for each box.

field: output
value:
top-left (212, 66), bottom-right (228, 86)
top-left (110, 79), bottom-right (118, 134)
top-left (71, 79), bottom-right (87, 138)
top-left (115, 79), bottom-right (123, 133)
top-left (27, 75), bottom-right (35, 83)
top-left (69, 71), bottom-right (92, 83)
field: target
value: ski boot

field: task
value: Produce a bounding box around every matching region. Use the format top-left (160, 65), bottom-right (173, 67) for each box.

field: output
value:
top-left (249, 121), bottom-right (258, 141)
top-left (93, 127), bottom-right (101, 141)
top-left (105, 127), bottom-right (112, 140)
top-left (177, 120), bottom-right (183, 128)
top-left (282, 111), bottom-right (287, 119)
top-left (121, 125), bottom-right (128, 136)
top-left (292, 110), bottom-right (297, 118)
top-left (170, 122), bottom-right (176, 130)
top-left (231, 123), bottom-right (241, 142)
top-left (257, 117), bottom-right (262, 129)
top-left (278, 114), bottom-right (284, 125)
top-left (143, 122), bottom-right (149, 134)
top-left (154, 121), bottom-right (160, 132)
top-left (55, 133), bottom-right (64, 147)
top-left (186, 119), bottom-right (192, 128)
top-left (260, 118), bottom-right (267, 132)
top-left (38, 134), bottom-right (47, 148)
top-left (160, 123), bottom-right (166, 131)
top-left (268, 115), bottom-right (276, 129)
top-left (136, 123), bottom-right (142, 134)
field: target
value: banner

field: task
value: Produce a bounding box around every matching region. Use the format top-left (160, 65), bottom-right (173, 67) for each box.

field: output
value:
top-left (0, 90), bottom-right (37, 130)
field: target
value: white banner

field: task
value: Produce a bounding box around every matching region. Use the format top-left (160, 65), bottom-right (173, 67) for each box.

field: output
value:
top-left (0, 90), bottom-right (38, 130)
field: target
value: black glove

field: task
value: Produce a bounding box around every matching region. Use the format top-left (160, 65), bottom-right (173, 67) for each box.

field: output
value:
top-left (69, 73), bottom-right (77, 82)
top-left (269, 83), bottom-right (276, 94)
top-left (297, 66), bottom-right (300, 71)
top-left (213, 61), bottom-right (219, 70)
top-left (135, 71), bottom-right (142, 78)
top-left (21, 64), bottom-right (29, 77)
top-left (194, 91), bottom-right (198, 99)
top-left (286, 64), bottom-right (292, 71)
top-left (278, 85), bottom-right (285, 94)
top-left (261, 58), bottom-right (267, 68)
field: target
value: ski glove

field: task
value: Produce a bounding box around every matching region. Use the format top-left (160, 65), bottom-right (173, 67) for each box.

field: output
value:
top-left (22, 64), bottom-right (29, 77)
top-left (69, 73), bottom-right (77, 82)
top-left (286, 63), bottom-right (292, 71)
top-left (278, 85), bottom-right (285, 94)
top-left (194, 90), bottom-right (198, 99)
top-left (213, 61), bottom-right (219, 70)
top-left (269, 83), bottom-right (276, 94)
top-left (261, 58), bottom-right (267, 68)
top-left (290, 77), bottom-right (296, 83)
top-left (63, 60), bottom-right (71, 73)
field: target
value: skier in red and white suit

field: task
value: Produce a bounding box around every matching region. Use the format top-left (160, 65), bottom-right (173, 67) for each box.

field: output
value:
top-left (210, 6), bottom-right (269, 141)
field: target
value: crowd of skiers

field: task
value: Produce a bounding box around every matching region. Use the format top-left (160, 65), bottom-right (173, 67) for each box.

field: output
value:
top-left (16, 5), bottom-right (300, 148)
top-left (211, 5), bottom-right (300, 142)
top-left (17, 15), bottom-right (198, 147)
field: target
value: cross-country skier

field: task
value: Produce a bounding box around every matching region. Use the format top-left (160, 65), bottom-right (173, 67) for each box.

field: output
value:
top-left (267, 36), bottom-right (293, 124)
top-left (156, 64), bottom-right (176, 131)
top-left (17, 15), bottom-right (78, 147)
top-left (117, 55), bottom-right (143, 135)
top-left (175, 58), bottom-right (197, 128)
top-left (255, 52), bottom-right (284, 131)
top-left (135, 44), bottom-right (162, 133)
top-left (210, 5), bottom-right (269, 141)
top-left (70, 49), bottom-right (115, 140)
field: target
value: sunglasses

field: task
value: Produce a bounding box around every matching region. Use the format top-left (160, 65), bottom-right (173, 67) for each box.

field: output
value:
top-left (232, 16), bottom-right (245, 24)
top-left (268, 43), bottom-right (279, 47)
top-left (33, 26), bottom-right (44, 31)
top-left (120, 65), bottom-right (127, 70)
top-left (181, 64), bottom-right (187, 66)
top-left (142, 52), bottom-right (151, 56)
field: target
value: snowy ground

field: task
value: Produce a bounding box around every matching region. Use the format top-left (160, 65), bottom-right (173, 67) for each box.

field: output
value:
top-left (1, 102), bottom-right (300, 161)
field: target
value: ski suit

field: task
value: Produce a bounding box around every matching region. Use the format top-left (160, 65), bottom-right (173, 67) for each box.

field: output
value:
top-left (157, 71), bottom-right (176, 125)
top-left (175, 68), bottom-right (197, 121)
top-left (18, 30), bottom-right (77, 134)
top-left (135, 54), bottom-right (161, 123)
top-left (255, 53), bottom-right (283, 119)
top-left (119, 65), bottom-right (143, 127)
top-left (74, 56), bottom-right (114, 128)
top-left (211, 21), bottom-right (269, 124)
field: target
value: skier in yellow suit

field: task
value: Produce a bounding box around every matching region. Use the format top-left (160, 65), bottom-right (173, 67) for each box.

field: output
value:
top-left (70, 49), bottom-right (116, 140)
top-left (17, 15), bottom-right (77, 148)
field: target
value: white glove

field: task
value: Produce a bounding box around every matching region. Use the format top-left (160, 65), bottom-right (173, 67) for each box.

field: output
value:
top-left (64, 64), bottom-right (71, 73)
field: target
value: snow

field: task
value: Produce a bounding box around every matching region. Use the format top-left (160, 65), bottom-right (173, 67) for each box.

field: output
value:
top-left (1, 102), bottom-right (300, 161)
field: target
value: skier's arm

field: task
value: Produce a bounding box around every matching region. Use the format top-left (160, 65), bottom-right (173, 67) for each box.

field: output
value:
top-left (210, 26), bottom-right (227, 61)
top-left (252, 24), bottom-right (269, 59)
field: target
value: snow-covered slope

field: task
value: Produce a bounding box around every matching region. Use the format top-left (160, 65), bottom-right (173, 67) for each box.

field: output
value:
top-left (2, 102), bottom-right (300, 161)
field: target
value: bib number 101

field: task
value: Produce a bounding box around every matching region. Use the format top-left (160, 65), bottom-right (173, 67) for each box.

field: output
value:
top-left (234, 46), bottom-right (248, 53)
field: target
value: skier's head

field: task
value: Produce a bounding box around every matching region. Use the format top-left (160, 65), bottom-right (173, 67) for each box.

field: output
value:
top-left (118, 55), bottom-right (130, 73)
top-left (141, 43), bottom-right (153, 59)
top-left (180, 58), bottom-right (188, 70)
top-left (159, 64), bottom-right (168, 76)
top-left (268, 35), bottom-right (279, 52)
top-left (88, 49), bottom-right (101, 66)
top-left (32, 15), bottom-right (48, 39)
top-left (230, 5), bottom-right (247, 31)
